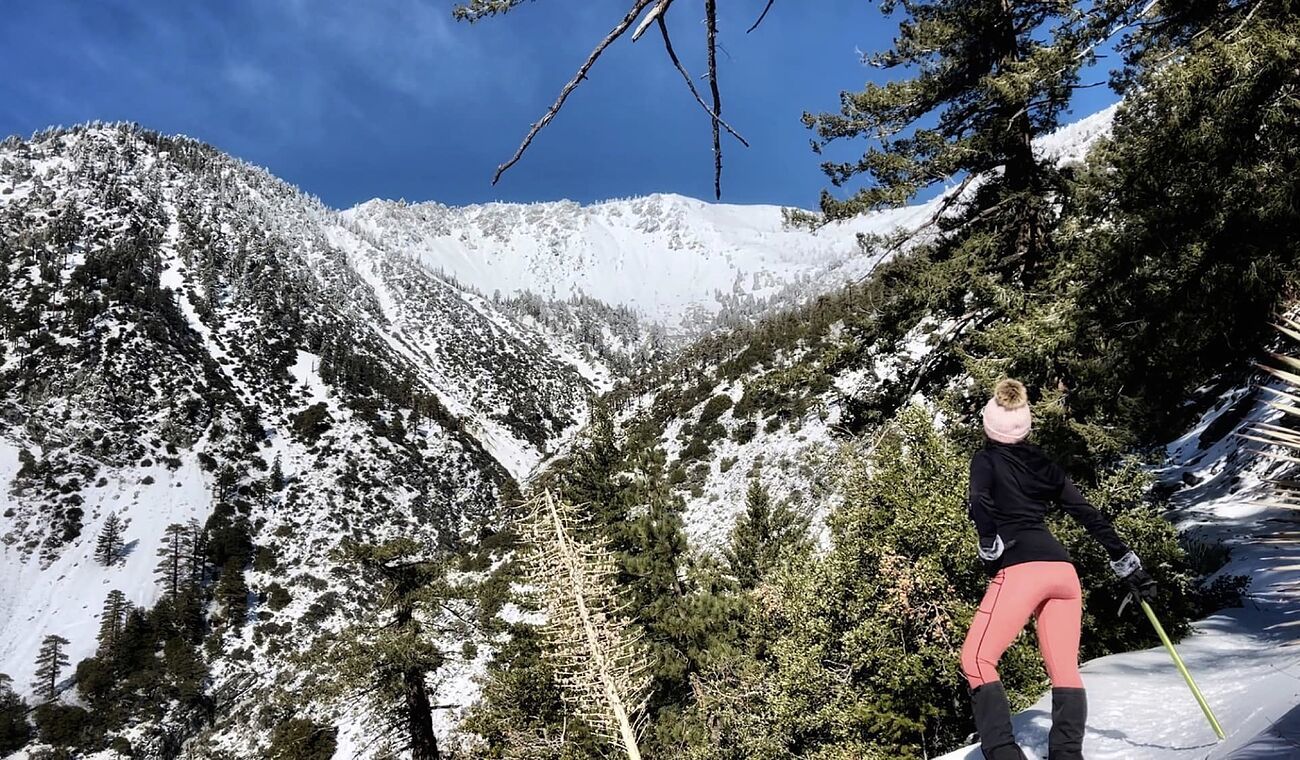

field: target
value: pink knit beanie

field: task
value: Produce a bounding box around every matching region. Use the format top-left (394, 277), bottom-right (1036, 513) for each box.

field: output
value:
top-left (982, 379), bottom-right (1031, 444)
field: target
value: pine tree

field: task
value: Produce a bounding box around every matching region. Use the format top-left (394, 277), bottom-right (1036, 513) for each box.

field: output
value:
top-left (559, 398), bottom-right (624, 529)
top-left (0, 674), bottom-right (32, 755)
top-left (31, 634), bottom-right (70, 702)
top-left (162, 637), bottom-right (207, 706)
top-left (149, 520), bottom-right (205, 642)
top-left (804, 0), bottom-right (1127, 280)
top-left (155, 522), bottom-right (193, 597)
top-left (186, 517), bottom-right (207, 586)
top-left (521, 490), bottom-right (649, 760)
top-left (314, 539), bottom-right (471, 760)
top-left (97, 589), bottom-right (129, 656)
top-left (268, 717), bottom-right (338, 760)
top-left (215, 558), bottom-right (249, 629)
top-left (94, 512), bottom-right (125, 566)
top-left (270, 455), bottom-right (285, 491)
top-left (614, 445), bottom-right (742, 752)
top-left (114, 608), bottom-right (156, 675)
top-left (723, 477), bottom-right (812, 591)
top-left (215, 466), bottom-right (238, 503)
top-left (1049, 0), bottom-right (1300, 440)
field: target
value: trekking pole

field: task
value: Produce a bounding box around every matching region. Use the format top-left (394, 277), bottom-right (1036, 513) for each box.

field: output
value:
top-left (1138, 597), bottom-right (1227, 740)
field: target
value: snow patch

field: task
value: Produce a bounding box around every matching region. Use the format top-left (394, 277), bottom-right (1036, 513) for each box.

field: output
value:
top-left (0, 446), bottom-right (211, 698)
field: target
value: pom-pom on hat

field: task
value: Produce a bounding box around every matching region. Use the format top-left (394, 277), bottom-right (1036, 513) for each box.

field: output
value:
top-left (983, 378), bottom-right (1031, 444)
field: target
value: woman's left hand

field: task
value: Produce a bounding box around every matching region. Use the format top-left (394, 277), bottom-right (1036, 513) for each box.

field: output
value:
top-left (1124, 567), bottom-right (1158, 602)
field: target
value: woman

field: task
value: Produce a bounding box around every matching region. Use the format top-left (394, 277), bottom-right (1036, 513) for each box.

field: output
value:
top-left (960, 379), bottom-right (1157, 760)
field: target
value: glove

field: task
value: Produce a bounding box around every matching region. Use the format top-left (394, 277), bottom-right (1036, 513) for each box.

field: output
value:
top-left (1110, 551), bottom-right (1158, 602)
top-left (978, 536), bottom-right (1004, 561)
top-left (977, 535), bottom-right (1013, 577)
top-left (979, 545), bottom-right (1001, 576)
top-left (1124, 566), bottom-right (1158, 603)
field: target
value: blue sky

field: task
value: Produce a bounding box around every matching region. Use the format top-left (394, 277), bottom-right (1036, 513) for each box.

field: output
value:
top-left (1, 1), bottom-right (1120, 210)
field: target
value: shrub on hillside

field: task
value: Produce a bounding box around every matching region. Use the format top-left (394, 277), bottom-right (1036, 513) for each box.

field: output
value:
top-left (268, 717), bottom-right (337, 760)
top-left (699, 394), bottom-right (734, 424)
top-left (290, 403), bottom-right (332, 443)
top-left (32, 704), bottom-right (94, 749)
top-left (731, 419), bottom-right (757, 444)
top-left (264, 583), bottom-right (292, 611)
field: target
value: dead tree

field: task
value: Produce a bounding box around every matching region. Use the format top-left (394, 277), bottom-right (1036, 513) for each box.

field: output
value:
top-left (520, 489), bottom-right (651, 759)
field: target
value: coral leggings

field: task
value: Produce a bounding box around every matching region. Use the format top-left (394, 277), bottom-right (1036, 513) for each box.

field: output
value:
top-left (961, 561), bottom-right (1084, 689)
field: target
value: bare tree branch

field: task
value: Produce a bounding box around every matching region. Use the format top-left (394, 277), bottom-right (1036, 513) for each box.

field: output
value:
top-left (656, 16), bottom-right (750, 148)
top-left (483, 0), bottom-right (752, 195)
top-left (747, 0), bottom-right (777, 33)
top-left (491, 0), bottom-right (658, 185)
top-left (632, 0), bottom-right (672, 41)
top-left (705, 0), bottom-right (723, 199)
top-left (1226, 0), bottom-right (1265, 40)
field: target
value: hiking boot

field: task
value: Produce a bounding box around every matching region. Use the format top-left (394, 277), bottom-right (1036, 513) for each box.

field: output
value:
top-left (971, 682), bottom-right (1029, 760)
top-left (1049, 687), bottom-right (1087, 760)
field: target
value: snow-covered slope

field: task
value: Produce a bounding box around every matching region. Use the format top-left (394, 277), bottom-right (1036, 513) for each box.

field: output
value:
top-left (341, 107), bottom-right (1118, 340)
top-left (938, 379), bottom-right (1300, 759)
top-left (0, 124), bottom-right (604, 755)
top-left (342, 193), bottom-right (905, 337)
top-left (619, 311), bottom-right (953, 551)
top-left (1035, 103), bottom-right (1119, 165)
top-left (0, 445), bottom-right (211, 714)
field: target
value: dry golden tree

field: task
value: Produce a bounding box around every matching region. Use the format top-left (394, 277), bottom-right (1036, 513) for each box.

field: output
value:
top-left (518, 488), bottom-right (651, 760)
top-left (1239, 313), bottom-right (1300, 507)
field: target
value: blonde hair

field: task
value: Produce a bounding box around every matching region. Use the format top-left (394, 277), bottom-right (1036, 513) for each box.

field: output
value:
top-left (992, 378), bottom-right (1029, 410)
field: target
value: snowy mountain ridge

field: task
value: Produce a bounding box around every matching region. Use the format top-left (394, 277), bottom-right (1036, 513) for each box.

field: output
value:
top-left (342, 191), bottom-right (898, 337)
top-left (340, 103), bottom-right (1118, 339)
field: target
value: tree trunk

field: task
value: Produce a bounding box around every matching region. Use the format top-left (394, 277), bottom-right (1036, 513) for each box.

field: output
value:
top-left (403, 666), bottom-right (440, 760)
top-left (998, 0), bottom-right (1044, 283)
top-left (1005, 114), bottom-right (1041, 282)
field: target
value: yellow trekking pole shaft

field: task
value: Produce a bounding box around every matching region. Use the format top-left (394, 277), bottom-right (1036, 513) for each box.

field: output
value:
top-left (1139, 598), bottom-right (1226, 740)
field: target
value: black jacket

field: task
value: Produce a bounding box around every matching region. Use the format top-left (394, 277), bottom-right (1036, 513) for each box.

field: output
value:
top-left (968, 441), bottom-right (1131, 570)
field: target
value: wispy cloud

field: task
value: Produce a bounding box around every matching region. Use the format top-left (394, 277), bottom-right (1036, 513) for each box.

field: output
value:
top-left (223, 62), bottom-right (274, 96)
top-left (273, 0), bottom-right (527, 108)
top-left (7, 0), bottom-right (536, 147)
